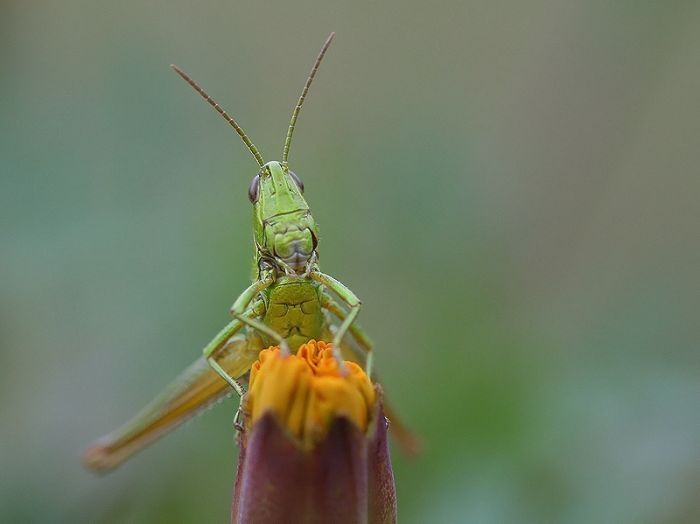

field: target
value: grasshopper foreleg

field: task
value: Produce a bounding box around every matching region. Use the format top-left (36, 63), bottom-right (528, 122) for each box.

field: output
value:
top-left (227, 274), bottom-right (291, 356)
top-left (203, 300), bottom-right (266, 393)
top-left (229, 273), bottom-right (274, 314)
top-left (233, 313), bottom-right (291, 356)
top-left (320, 290), bottom-right (374, 377)
top-left (228, 272), bottom-right (292, 355)
top-left (310, 272), bottom-right (363, 374)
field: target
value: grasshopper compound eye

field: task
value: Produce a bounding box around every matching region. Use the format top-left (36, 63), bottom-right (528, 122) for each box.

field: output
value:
top-left (248, 174), bottom-right (260, 203)
top-left (289, 171), bottom-right (304, 193)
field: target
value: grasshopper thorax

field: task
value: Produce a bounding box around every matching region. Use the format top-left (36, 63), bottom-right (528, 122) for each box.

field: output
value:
top-left (252, 161), bottom-right (319, 275)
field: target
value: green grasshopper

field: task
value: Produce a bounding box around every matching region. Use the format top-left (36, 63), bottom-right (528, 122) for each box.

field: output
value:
top-left (84, 33), bottom-right (414, 472)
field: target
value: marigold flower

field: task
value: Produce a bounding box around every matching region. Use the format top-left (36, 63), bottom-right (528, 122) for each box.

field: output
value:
top-left (232, 340), bottom-right (397, 524)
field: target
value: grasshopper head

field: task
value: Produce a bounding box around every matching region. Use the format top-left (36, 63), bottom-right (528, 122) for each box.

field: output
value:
top-left (250, 161), bottom-right (319, 274)
top-left (171, 33), bottom-right (335, 275)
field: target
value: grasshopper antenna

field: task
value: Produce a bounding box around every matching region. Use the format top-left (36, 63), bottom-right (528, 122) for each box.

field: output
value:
top-left (171, 64), bottom-right (265, 167)
top-left (281, 32), bottom-right (335, 168)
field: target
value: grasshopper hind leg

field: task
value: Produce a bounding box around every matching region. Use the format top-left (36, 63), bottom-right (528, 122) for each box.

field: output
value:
top-left (82, 333), bottom-right (262, 472)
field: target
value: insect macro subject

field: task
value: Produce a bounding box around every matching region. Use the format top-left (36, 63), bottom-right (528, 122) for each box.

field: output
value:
top-left (84, 33), bottom-right (413, 472)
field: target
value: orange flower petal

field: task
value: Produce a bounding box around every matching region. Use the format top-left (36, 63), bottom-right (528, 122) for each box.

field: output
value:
top-left (246, 340), bottom-right (375, 448)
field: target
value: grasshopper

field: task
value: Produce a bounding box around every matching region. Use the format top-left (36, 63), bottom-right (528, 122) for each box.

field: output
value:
top-left (84, 33), bottom-right (414, 472)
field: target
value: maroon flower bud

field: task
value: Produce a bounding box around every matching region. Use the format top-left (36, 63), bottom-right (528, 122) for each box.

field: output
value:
top-left (232, 341), bottom-right (397, 524)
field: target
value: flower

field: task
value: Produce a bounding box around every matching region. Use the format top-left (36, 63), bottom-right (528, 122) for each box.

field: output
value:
top-left (232, 340), bottom-right (397, 524)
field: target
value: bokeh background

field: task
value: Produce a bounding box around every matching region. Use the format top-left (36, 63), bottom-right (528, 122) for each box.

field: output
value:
top-left (2, 1), bottom-right (699, 522)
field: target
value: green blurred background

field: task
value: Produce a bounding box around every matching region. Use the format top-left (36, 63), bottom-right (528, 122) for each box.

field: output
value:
top-left (2, 1), bottom-right (699, 522)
